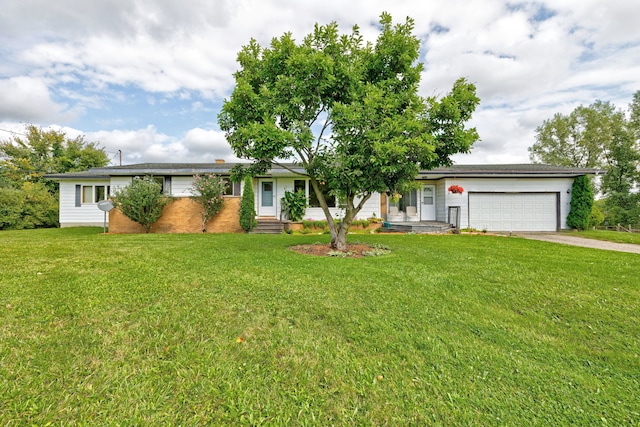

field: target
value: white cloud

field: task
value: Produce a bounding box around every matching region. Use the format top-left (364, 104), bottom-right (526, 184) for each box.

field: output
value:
top-left (68, 126), bottom-right (241, 164)
top-left (1, 0), bottom-right (639, 165)
top-left (0, 77), bottom-right (76, 122)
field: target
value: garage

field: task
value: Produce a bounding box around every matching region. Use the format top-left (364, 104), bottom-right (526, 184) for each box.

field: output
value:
top-left (468, 193), bottom-right (559, 232)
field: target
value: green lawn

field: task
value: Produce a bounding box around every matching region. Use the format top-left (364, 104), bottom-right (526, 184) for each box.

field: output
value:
top-left (567, 229), bottom-right (640, 245)
top-left (1, 228), bottom-right (639, 425)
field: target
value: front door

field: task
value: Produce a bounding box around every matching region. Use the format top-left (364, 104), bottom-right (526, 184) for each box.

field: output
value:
top-left (259, 179), bottom-right (276, 217)
top-left (421, 184), bottom-right (436, 221)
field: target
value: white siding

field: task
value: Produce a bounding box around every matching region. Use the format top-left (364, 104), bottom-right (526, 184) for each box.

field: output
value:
top-left (59, 180), bottom-right (111, 227)
top-left (442, 177), bottom-right (574, 230)
top-left (260, 177), bottom-right (380, 220)
top-left (435, 181), bottom-right (447, 222)
top-left (110, 176), bottom-right (132, 193)
top-left (171, 176), bottom-right (194, 197)
top-left (354, 193), bottom-right (380, 219)
top-left (275, 177), bottom-right (295, 219)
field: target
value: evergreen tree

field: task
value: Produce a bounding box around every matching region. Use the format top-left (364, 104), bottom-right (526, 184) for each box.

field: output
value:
top-left (566, 176), bottom-right (594, 230)
top-left (239, 176), bottom-right (256, 232)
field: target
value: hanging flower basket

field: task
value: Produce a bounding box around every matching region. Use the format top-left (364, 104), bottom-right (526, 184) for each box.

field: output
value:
top-left (448, 185), bottom-right (464, 194)
top-left (389, 192), bottom-right (403, 203)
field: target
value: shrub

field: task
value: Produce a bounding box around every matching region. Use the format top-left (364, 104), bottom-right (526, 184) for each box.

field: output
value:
top-left (603, 192), bottom-right (640, 226)
top-left (0, 182), bottom-right (58, 230)
top-left (351, 219), bottom-right (371, 228)
top-left (301, 219), bottom-right (328, 230)
top-left (190, 173), bottom-right (227, 232)
top-left (239, 176), bottom-right (257, 232)
top-left (0, 187), bottom-right (21, 229)
top-left (566, 175), bottom-right (594, 230)
top-left (111, 176), bottom-right (170, 233)
top-left (281, 190), bottom-right (307, 222)
top-left (588, 204), bottom-right (605, 228)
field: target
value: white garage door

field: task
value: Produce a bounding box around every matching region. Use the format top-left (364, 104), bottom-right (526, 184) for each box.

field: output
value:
top-left (469, 193), bottom-right (558, 232)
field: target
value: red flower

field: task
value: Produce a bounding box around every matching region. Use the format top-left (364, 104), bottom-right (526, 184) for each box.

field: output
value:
top-left (448, 185), bottom-right (464, 194)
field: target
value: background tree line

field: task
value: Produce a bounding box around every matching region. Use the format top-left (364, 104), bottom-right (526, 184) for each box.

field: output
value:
top-left (529, 91), bottom-right (640, 226)
top-left (0, 125), bottom-right (109, 229)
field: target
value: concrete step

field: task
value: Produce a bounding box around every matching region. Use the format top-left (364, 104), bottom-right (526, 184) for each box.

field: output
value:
top-left (249, 219), bottom-right (285, 234)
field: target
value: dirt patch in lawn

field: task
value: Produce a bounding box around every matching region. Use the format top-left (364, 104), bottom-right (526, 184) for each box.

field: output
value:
top-left (289, 243), bottom-right (381, 258)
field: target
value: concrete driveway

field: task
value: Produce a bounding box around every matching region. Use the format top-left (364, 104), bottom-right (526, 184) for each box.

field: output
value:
top-left (515, 233), bottom-right (640, 254)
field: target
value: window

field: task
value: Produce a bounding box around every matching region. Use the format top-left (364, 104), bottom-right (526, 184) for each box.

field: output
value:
top-left (95, 186), bottom-right (107, 202)
top-left (80, 185), bottom-right (110, 204)
top-left (400, 189), bottom-right (418, 211)
top-left (153, 176), bottom-right (165, 194)
top-left (294, 179), bottom-right (306, 194)
top-left (134, 176), bottom-right (167, 194)
top-left (309, 182), bottom-right (336, 207)
top-left (82, 186), bottom-right (93, 203)
top-left (223, 178), bottom-right (241, 196)
top-left (423, 187), bottom-right (434, 205)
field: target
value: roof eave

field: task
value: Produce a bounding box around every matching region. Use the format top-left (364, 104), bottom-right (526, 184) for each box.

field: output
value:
top-left (44, 173), bottom-right (110, 180)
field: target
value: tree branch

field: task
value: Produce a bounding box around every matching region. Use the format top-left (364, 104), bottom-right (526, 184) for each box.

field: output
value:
top-left (271, 160), bottom-right (310, 177)
top-left (355, 192), bottom-right (372, 212)
top-left (314, 117), bottom-right (332, 156)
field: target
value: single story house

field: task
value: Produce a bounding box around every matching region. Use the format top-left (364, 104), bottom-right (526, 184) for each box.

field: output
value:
top-left (46, 162), bottom-right (600, 233)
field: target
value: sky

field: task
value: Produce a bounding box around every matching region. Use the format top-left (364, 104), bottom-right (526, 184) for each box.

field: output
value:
top-left (1, 0), bottom-right (639, 166)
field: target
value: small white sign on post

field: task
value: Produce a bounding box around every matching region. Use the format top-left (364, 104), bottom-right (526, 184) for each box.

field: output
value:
top-left (97, 200), bottom-right (115, 234)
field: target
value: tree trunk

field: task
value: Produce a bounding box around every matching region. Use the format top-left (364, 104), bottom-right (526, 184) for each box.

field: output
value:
top-left (307, 177), bottom-right (372, 251)
top-left (332, 218), bottom-right (351, 251)
top-left (329, 194), bottom-right (370, 251)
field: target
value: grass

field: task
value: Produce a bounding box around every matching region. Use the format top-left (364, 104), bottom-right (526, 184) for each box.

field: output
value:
top-left (567, 229), bottom-right (640, 245)
top-left (1, 228), bottom-right (639, 425)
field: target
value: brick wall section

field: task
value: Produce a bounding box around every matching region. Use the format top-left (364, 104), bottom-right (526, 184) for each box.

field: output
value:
top-left (109, 197), bottom-right (243, 233)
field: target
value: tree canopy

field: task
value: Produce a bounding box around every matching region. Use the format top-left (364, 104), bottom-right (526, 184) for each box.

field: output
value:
top-left (219, 13), bottom-right (480, 249)
top-left (0, 125), bottom-right (109, 190)
top-left (0, 125), bottom-right (110, 229)
top-left (528, 94), bottom-right (640, 226)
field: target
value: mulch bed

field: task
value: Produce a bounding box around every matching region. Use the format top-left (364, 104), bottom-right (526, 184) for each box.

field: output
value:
top-left (289, 244), bottom-right (376, 258)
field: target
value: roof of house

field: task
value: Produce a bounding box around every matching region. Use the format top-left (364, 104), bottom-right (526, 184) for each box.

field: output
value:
top-left (418, 163), bottom-right (603, 178)
top-left (45, 162), bottom-right (603, 180)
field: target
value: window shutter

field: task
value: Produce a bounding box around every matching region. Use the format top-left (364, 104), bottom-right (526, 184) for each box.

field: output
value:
top-left (233, 182), bottom-right (241, 196)
top-left (75, 185), bottom-right (81, 207)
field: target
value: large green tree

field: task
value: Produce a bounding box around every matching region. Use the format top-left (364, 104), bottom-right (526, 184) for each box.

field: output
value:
top-left (0, 125), bottom-right (109, 229)
top-left (528, 101), bottom-right (622, 169)
top-left (0, 125), bottom-right (109, 190)
top-left (529, 94), bottom-right (640, 226)
top-left (219, 13), bottom-right (479, 249)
